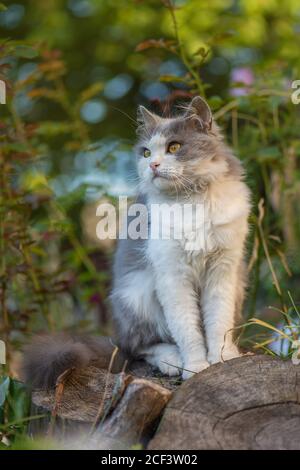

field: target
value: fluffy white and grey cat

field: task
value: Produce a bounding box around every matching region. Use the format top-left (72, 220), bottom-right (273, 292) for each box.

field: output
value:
top-left (111, 96), bottom-right (251, 379)
top-left (22, 96), bottom-right (251, 389)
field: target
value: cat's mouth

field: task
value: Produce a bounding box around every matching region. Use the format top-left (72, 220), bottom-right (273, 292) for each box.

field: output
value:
top-left (151, 172), bottom-right (175, 191)
top-left (152, 172), bottom-right (169, 180)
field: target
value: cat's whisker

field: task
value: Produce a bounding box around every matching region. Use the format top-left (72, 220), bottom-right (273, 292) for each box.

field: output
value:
top-left (111, 106), bottom-right (138, 126)
top-left (167, 171), bottom-right (194, 197)
top-left (171, 174), bottom-right (191, 200)
top-left (170, 174), bottom-right (180, 201)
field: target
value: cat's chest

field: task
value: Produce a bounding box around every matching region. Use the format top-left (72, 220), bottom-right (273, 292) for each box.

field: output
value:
top-left (147, 194), bottom-right (231, 261)
top-left (148, 202), bottom-right (220, 264)
top-left (178, 218), bottom-right (214, 254)
top-left (176, 202), bottom-right (218, 256)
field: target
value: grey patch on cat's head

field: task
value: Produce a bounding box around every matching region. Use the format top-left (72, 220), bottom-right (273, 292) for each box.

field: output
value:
top-left (180, 95), bottom-right (213, 132)
top-left (136, 105), bottom-right (162, 134)
top-left (136, 96), bottom-right (213, 139)
top-left (135, 96), bottom-right (244, 195)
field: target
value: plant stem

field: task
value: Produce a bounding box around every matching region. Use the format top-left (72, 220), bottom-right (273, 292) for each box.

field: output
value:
top-left (256, 199), bottom-right (297, 339)
top-left (166, 0), bottom-right (206, 96)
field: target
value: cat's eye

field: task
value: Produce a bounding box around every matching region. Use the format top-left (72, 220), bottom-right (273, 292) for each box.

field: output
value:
top-left (168, 142), bottom-right (181, 154)
top-left (143, 148), bottom-right (151, 158)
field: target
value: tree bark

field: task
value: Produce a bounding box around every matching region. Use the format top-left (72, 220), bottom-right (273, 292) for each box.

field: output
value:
top-left (148, 355), bottom-right (300, 450)
top-left (30, 361), bottom-right (173, 448)
top-left (97, 379), bottom-right (171, 449)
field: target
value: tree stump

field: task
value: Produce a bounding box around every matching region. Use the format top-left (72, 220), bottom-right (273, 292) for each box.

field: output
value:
top-left (98, 379), bottom-right (171, 449)
top-left (29, 360), bottom-right (174, 448)
top-left (148, 355), bottom-right (300, 450)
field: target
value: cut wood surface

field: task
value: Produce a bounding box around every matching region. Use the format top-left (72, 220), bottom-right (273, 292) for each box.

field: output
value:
top-left (31, 361), bottom-right (177, 422)
top-left (32, 366), bottom-right (130, 422)
top-left (148, 355), bottom-right (300, 450)
top-left (30, 360), bottom-right (174, 448)
top-left (98, 379), bottom-right (171, 448)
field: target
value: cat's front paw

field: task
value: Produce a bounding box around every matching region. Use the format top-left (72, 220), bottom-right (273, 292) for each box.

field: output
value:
top-left (158, 359), bottom-right (182, 376)
top-left (208, 345), bottom-right (241, 365)
top-left (153, 344), bottom-right (183, 376)
top-left (182, 360), bottom-right (210, 380)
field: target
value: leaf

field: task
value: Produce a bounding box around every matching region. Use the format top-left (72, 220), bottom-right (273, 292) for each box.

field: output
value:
top-left (248, 318), bottom-right (292, 341)
top-left (36, 121), bottom-right (74, 137)
top-left (79, 82), bottom-right (103, 104)
top-left (7, 379), bottom-right (31, 423)
top-left (208, 95), bottom-right (224, 110)
top-left (159, 74), bottom-right (188, 84)
top-left (0, 3), bottom-right (7, 11)
top-left (8, 434), bottom-right (59, 450)
top-left (22, 171), bottom-right (51, 193)
top-left (64, 140), bottom-right (82, 151)
top-left (212, 30), bottom-right (235, 44)
top-left (135, 39), bottom-right (177, 52)
top-left (27, 88), bottom-right (60, 101)
top-left (193, 47), bottom-right (208, 58)
top-left (29, 245), bottom-right (47, 257)
top-left (38, 60), bottom-right (66, 77)
top-left (0, 376), bottom-right (10, 408)
top-left (257, 146), bottom-right (281, 162)
top-left (14, 45), bottom-right (38, 59)
top-left (1, 142), bottom-right (29, 153)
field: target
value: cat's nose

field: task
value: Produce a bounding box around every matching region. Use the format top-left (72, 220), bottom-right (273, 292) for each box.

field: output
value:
top-left (150, 161), bottom-right (160, 172)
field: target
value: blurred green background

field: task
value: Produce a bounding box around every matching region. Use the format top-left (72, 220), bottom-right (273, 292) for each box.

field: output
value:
top-left (0, 0), bottom-right (300, 446)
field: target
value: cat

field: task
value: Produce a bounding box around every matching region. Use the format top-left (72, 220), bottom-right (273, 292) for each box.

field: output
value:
top-left (21, 96), bottom-right (251, 388)
top-left (111, 96), bottom-right (251, 380)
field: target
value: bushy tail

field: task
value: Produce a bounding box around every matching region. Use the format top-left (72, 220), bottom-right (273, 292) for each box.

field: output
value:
top-left (21, 333), bottom-right (127, 390)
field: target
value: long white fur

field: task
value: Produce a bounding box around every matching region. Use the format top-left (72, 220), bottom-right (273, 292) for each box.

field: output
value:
top-left (113, 114), bottom-right (251, 379)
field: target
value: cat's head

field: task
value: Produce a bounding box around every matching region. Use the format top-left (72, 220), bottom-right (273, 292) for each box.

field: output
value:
top-left (135, 96), bottom-right (241, 195)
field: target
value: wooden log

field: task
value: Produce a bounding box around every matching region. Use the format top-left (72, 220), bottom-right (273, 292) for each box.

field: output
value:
top-left (96, 379), bottom-right (172, 449)
top-left (31, 366), bottom-right (130, 422)
top-left (30, 362), bottom-right (173, 448)
top-left (148, 355), bottom-right (300, 450)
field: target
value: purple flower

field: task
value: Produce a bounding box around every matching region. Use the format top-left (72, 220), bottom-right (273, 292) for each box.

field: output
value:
top-left (230, 67), bottom-right (254, 96)
top-left (89, 292), bottom-right (102, 304)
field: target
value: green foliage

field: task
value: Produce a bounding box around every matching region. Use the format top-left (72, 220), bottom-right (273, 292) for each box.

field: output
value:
top-left (0, 39), bottom-right (108, 346)
top-left (0, 374), bottom-right (32, 447)
top-left (0, 0), bottom-right (300, 449)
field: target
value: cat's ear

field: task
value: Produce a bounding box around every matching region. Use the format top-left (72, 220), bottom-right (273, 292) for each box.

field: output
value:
top-left (184, 96), bottom-right (213, 132)
top-left (137, 105), bottom-right (161, 130)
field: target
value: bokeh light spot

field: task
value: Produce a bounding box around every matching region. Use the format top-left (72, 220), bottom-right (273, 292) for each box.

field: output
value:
top-left (80, 100), bottom-right (107, 123)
